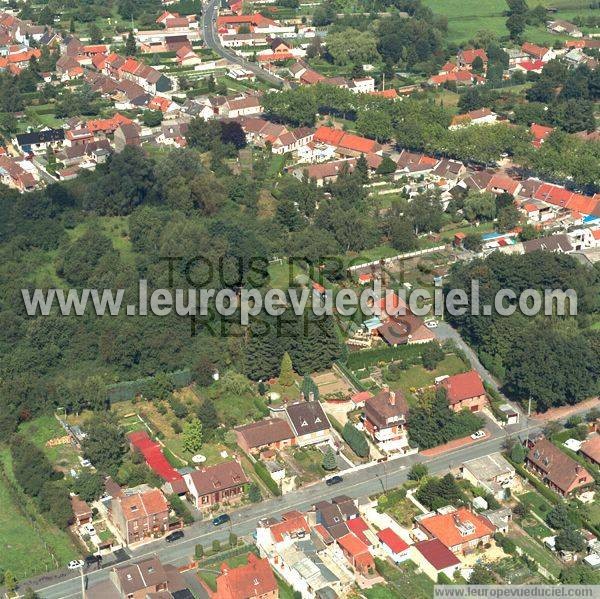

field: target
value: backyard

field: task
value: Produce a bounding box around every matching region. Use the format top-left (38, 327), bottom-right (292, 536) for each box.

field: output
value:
top-left (374, 558), bottom-right (434, 599)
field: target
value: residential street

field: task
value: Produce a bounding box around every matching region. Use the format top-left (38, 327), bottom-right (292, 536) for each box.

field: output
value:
top-left (32, 417), bottom-right (538, 599)
top-left (201, 0), bottom-right (283, 86)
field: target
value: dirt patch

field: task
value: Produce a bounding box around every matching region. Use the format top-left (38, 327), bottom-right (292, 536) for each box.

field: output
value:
top-left (313, 370), bottom-right (353, 397)
top-left (534, 397), bottom-right (599, 421)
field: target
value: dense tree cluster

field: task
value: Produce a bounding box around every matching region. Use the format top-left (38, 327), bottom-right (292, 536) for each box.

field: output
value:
top-left (446, 252), bottom-right (600, 411)
top-left (408, 388), bottom-right (484, 449)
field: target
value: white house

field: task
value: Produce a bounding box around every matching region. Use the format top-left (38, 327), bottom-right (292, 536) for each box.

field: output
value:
top-left (377, 528), bottom-right (411, 563)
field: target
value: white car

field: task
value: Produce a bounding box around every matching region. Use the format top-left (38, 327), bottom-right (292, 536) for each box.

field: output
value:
top-left (471, 430), bottom-right (486, 440)
top-left (68, 560), bottom-right (84, 570)
top-left (425, 320), bottom-right (439, 329)
top-left (83, 523), bottom-right (96, 536)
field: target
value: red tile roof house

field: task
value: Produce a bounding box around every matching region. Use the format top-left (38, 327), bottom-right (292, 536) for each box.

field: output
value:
top-left (71, 495), bottom-right (92, 525)
top-left (579, 435), bottom-right (600, 467)
top-left (363, 387), bottom-right (410, 452)
top-left (213, 553), bottom-right (278, 599)
top-left (377, 527), bottom-right (410, 563)
top-left (411, 538), bottom-right (461, 581)
top-left (417, 506), bottom-right (496, 555)
top-left (457, 48), bottom-right (488, 70)
top-left (109, 488), bottom-right (170, 545)
top-left (184, 460), bottom-right (249, 510)
top-left (336, 532), bottom-right (376, 577)
top-left (439, 370), bottom-right (486, 413)
top-left (234, 417), bottom-right (295, 455)
top-left (526, 438), bottom-right (594, 497)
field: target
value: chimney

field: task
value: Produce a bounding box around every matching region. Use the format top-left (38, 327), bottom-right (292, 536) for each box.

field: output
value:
top-left (389, 391), bottom-right (396, 406)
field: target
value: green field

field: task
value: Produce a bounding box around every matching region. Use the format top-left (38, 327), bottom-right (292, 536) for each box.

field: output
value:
top-left (0, 449), bottom-right (79, 580)
top-left (374, 558), bottom-right (434, 599)
top-left (507, 530), bottom-right (562, 578)
top-left (423, 0), bottom-right (598, 43)
top-left (68, 216), bottom-right (135, 265)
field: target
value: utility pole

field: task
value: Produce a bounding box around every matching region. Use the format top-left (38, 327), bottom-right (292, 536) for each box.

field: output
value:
top-left (80, 565), bottom-right (86, 599)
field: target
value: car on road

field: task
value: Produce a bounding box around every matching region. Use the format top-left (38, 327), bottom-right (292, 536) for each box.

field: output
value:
top-left (471, 430), bottom-right (486, 440)
top-left (425, 320), bottom-right (439, 329)
top-left (165, 530), bottom-right (185, 543)
top-left (325, 475), bottom-right (343, 486)
top-left (213, 514), bottom-right (231, 526)
top-left (68, 560), bottom-right (84, 570)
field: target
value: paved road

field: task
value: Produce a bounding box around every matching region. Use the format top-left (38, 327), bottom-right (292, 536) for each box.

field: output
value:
top-left (201, 0), bottom-right (283, 87)
top-left (32, 418), bottom-right (540, 599)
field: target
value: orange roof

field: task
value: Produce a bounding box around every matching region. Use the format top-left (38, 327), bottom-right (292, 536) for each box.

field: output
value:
top-left (217, 13), bottom-right (274, 27)
top-left (82, 44), bottom-right (108, 54)
top-left (592, 229), bottom-right (600, 241)
top-left (121, 57), bottom-right (141, 74)
top-left (441, 370), bottom-right (485, 404)
top-left (369, 88), bottom-right (398, 99)
top-left (459, 48), bottom-right (488, 64)
top-left (215, 553), bottom-right (277, 599)
top-left (87, 113), bottom-right (132, 133)
top-left (338, 532), bottom-right (371, 558)
top-left (258, 51), bottom-right (295, 62)
top-left (149, 95), bottom-right (172, 112)
top-left (119, 488), bottom-right (168, 520)
top-left (419, 506), bottom-right (495, 549)
top-left (269, 516), bottom-right (310, 542)
top-left (313, 126), bottom-right (345, 146)
top-left (522, 42), bottom-right (549, 59)
top-left (488, 173), bottom-right (520, 195)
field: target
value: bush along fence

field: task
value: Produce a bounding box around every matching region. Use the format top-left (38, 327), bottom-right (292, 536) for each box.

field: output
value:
top-left (251, 456), bottom-right (281, 496)
top-left (107, 369), bottom-right (192, 402)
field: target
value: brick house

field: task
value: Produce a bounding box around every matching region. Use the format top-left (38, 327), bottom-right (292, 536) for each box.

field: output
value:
top-left (439, 370), bottom-right (486, 413)
top-left (526, 438), bottom-right (594, 497)
top-left (213, 553), bottom-right (278, 599)
top-left (363, 387), bottom-right (409, 452)
top-left (71, 495), bottom-right (92, 525)
top-left (284, 401), bottom-right (332, 447)
top-left (580, 435), bottom-right (600, 467)
top-left (110, 488), bottom-right (170, 545)
top-left (336, 533), bottom-right (376, 577)
top-left (184, 460), bottom-right (249, 510)
top-left (234, 418), bottom-right (295, 455)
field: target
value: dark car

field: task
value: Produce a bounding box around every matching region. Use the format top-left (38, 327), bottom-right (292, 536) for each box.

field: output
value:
top-left (213, 514), bottom-right (231, 526)
top-left (325, 475), bottom-right (343, 486)
top-left (165, 530), bottom-right (185, 543)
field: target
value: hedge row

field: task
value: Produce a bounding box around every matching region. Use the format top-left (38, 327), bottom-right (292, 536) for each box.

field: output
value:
top-left (345, 342), bottom-right (434, 370)
top-left (252, 460), bottom-right (281, 496)
top-left (333, 360), bottom-right (365, 392)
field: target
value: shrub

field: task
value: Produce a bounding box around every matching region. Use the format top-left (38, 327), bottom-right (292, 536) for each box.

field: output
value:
top-left (342, 423), bottom-right (369, 458)
top-left (253, 460), bottom-right (281, 496)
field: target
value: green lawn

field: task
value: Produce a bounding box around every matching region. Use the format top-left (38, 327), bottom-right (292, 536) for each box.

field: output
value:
top-left (0, 449), bottom-right (80, 580)
top-left (68, 216), bottom-right (135, 265)
top-left (586, 501), bottom-right (600, 526)
top-left (19, 414), bottom-right (81, 471)
top-left (385, 354), bottom-right (468, 396)
top-left (422, 0), bottom-right (597, 43)
top-left (507, 530), bottom-right (562, 578)
top-left (518, 491), bottom-right (553, 521)
top-left (375, 558), bottom-right (434, 599)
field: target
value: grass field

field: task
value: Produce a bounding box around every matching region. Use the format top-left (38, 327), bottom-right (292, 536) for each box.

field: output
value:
top-left (518, 491), bottom-right (553, 521)
top-left (67, 216), bottom-right (135, 266)
top-left (374, 558), bottom-right (434, 599)
top-left (19, 414), bottom-right (81, 471)
top-left (423, 0), bottom-right (598, 43)
top-left (384, 354), bottom-right (468, 396)
top-left (507, 529), bottom-right (562, 578)
top-left (0, 448), bottom-right (79, 580)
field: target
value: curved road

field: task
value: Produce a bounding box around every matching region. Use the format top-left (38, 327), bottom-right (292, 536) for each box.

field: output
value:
top-left (202, 0), bottom-right (284, 87)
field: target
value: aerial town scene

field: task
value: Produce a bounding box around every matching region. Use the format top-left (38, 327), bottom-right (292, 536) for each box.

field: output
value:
top-left (0, 0), bottom-right (599, 596)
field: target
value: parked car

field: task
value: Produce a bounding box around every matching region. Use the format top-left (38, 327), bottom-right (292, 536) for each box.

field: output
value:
top-left (83, 523), bottom-right (96, 536)
top-left (325, 475), bottom-right (343, 486)
top-left (165, 530), bottom-right (184, 543)
top-left (471, 430), bottom-right (486, 440)
top-left (425, 320), bottom-right (439, 329)
top-left (213, 514), bottom-right (231, 526)
top-left (68, 560), bottom-right (84, 570)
